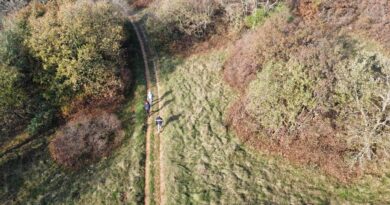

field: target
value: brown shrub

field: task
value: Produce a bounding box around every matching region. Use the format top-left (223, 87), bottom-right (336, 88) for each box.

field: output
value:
top-left (227, 99), bottom-right (352, 181)
top-left (49, 110), bottom-right (124, 169)
top-left (223, 10), bottom-right (304, 91)
top-left (224, 0), bottom-right (390, 180)
top-left (132, 0), bottom-right (153, 9)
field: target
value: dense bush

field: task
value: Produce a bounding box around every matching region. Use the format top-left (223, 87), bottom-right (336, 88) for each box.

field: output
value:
top-left (334, 51), bottom-right (390, 167)
top-left (27, 109), bottom-right (56, 136)
top-left (149, 0), bottom-right (220, 40)
top-left (223, 10), bottom-right (295, 91)
top-left (49, 111), bottom-right (125, 169)
top-left (27, 1), bottom-right (126, 110)
top-left (245, 60), bottom-right (316, 134)
top-left (225, 0), bottom-right (390, 175)
top-left (0, 0), bottom-right (129, 141)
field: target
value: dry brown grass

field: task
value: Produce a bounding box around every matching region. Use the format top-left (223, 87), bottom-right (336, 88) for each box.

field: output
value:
top-left (49, 110), bottom-right (124, 169)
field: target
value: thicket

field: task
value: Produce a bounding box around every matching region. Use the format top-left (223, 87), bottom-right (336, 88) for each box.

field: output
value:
top-left (49, 111), bottom-right (125, 169)
top-left (148, 0), bottom-right (220, 44)
top-left (147, 0), bottom-right (281, 50)
top-left (0, 0), bottom-right (128, 143)
top-left (225, 0), bottom-right (390, 176)
top-left (245, 60), bottom-right (316, 133)
top-left (334, 51), bottom-right (390, 167)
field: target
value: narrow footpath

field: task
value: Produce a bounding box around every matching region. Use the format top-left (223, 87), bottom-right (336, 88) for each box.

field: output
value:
top-left (129, 17), bottom-right (165, 205)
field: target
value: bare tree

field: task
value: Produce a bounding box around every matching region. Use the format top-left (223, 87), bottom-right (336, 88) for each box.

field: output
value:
top-left (335, 53), bottom-right (390, 168)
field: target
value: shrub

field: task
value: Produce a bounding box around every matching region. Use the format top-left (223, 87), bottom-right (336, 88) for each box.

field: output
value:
top-left (0, 0), bottom-right (131, 140)
top-left (223, 9), bottom-right (294, 91)
top-left (49, 111), bottom-right (125, 169)
top-left (131, 0), bottom-right (153, 9)
top-left (27, 0), bottom-right (126, 109)
top-left (0, 19), bottom-right (30, 71)
top-left (148, 0), bottom-right (221, 42)
top-left (223, 3), bottom-right (245, 32)
top-left (334, 51), bottom-right (390, 167)
top-left (245, 60), bottom-right (317, 135)
top-left (27, 109), bottom-right (55, 136)
top-left (0, 64), bottom-right (30, 142)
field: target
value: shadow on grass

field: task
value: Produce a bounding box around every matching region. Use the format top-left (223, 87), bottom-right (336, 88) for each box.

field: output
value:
top-left (0, 142), bottom-right (46, 203)
top-left (160, 90), bottom-right (172, 100)
top-left (137, 15), bottom-right (185, 80)
top-left (153, 97), bottom-right (175, 114)
top-left (166, 113), bottom-right (183, 127)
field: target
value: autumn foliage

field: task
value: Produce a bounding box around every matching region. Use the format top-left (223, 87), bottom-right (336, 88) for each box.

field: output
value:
top-left (49, 111), bottom-right (124, 169)
top-left (224, 0), bottom-right (390, 179)
top-left (0, 0), bottom-right (128, 141)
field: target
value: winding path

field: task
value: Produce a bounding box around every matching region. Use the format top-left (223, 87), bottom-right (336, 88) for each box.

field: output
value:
top-left (129, 17), bottom-right (165, 205)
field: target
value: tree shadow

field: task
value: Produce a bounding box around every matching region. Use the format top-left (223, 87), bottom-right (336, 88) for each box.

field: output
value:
top-left (137, 15), bottom-right (185, 79)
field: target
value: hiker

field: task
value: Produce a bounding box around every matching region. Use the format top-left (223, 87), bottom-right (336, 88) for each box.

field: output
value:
top-left (147, 90), bottom-right (153, 104)
top-left (156, 116), bottom-right (163, 133)
top-left (144, 101), bottom-right (151, 116)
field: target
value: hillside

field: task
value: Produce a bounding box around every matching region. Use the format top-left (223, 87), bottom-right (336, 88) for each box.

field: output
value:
top-left (1, 0), bottom-right (390, 204)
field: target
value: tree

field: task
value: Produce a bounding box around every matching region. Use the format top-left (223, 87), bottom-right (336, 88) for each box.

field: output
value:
top-left (27, 1), bottom-right (126, 110)
top-left (335, 52), bottom-right (390, 167)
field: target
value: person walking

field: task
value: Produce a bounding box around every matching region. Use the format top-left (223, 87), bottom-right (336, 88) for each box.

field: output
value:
top-left (147, 90), bottom-right (153, 105)
top-left (144, 100), bottom-right (151, 116)
top-left (156, 116), bottom-right (163, 133)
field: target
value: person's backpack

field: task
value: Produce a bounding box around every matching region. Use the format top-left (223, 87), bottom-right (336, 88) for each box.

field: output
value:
top-left (144, 102), bottom-right (150, 110)
top-left (156, 117), bottom-right (163, 125)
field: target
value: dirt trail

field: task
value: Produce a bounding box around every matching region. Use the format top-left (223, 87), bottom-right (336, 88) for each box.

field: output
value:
top-left (129, 17), bottom-right (165, 205)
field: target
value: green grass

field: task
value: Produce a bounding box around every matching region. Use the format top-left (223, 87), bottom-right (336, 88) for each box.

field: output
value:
top-left (157, 51), bottom-right (390, 204)
top-left (245, 3), bottom-right (287, 29)
top-left (149, 132), bottom-right (157, 205)
top-left (0, 21), bottom-right (147, 204)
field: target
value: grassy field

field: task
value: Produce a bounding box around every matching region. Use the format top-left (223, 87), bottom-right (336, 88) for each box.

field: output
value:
top-left (0, 22), bottom-right (147, 204)
top-left (157, 51), bottom-right (390, 204)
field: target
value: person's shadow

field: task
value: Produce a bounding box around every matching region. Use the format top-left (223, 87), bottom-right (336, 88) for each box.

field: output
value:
top-left (160, 90), bottom-right (172, 101)
top-left (151, 90), bottom-right (173, 107)
top-left (153, 97), bottom-right (175, 114)
top-left (165, 113), bottom-right (182, 126)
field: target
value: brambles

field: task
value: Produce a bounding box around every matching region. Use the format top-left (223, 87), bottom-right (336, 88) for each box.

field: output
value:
top-left (49, 111), bottom-right (125, 169)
